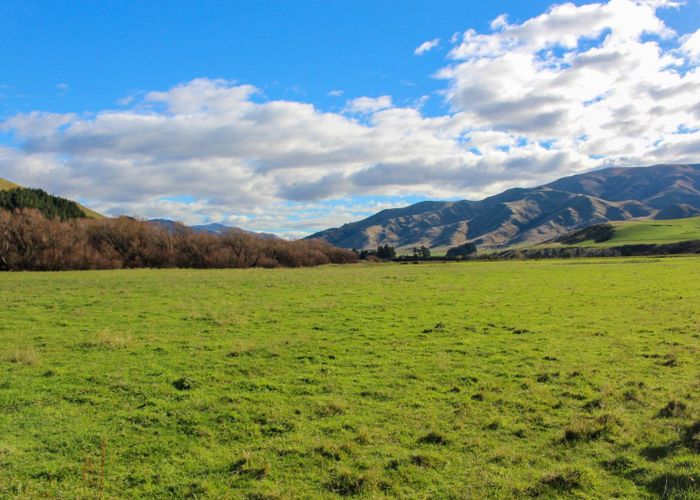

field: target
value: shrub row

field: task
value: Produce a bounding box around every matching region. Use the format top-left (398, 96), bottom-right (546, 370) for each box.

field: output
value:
top-left (0, 209), bottom-right (357, 271)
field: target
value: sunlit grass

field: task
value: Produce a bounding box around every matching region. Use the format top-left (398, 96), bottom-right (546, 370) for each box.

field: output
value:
top-left (1, 258), bottom-right (699, 497)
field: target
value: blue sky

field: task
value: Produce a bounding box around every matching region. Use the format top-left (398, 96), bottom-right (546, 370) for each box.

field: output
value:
top-left (1, 0), bottom-right (699, 235)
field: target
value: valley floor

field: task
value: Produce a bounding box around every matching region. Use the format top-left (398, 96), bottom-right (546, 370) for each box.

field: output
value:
top-left (1, 259), bottom-right (699, 498)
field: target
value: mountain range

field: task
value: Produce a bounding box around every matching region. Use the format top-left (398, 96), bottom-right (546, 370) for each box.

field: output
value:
top-left (307, 164), bottom-right (700, 250)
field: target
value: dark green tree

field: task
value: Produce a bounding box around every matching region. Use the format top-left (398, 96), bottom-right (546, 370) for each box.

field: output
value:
top-left (446, 242), bottom-right (477, 259)
top-left (0, 188), bottom-right (85, 220)
top-left (376, 244), bottom-right (396, 259)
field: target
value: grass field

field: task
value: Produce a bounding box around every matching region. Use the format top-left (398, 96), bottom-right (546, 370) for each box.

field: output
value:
top-left (1, 259), bottom-right (699, 498)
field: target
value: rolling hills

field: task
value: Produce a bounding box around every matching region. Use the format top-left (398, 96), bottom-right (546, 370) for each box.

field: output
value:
top-left (308, 164), bottom-right (700, 251)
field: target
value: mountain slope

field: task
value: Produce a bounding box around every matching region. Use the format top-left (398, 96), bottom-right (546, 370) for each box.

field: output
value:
top-left (0, 178), bottom-right (21, 190)
top-left (307, 164), bottom-right (700, 250)
top-left (0, 177), bottom-right (104, 219)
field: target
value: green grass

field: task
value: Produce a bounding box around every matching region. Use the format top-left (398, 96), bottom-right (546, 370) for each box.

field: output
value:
top-left (1, 259), bottom-right (699, 498)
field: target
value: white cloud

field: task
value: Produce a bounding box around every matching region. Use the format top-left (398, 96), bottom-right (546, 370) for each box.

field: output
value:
top-left (1, 1), bottom-right (699, 235)
top-left (345, 95), bottom-right (393, 113)
top-left (681, 28), bottom-right (700, 62)
top-left (490, 14), bottom-right (509, 31)
top-left (117, 95), bottom-right (135, 106)
top-left (439, 0), bottom-right (700, 160)
top-left (3, 79), bottom-right (578, 230)
top-left (414, 38), bottom-right (441, 55)
top-left (327, 89), bottom-right (344, 97)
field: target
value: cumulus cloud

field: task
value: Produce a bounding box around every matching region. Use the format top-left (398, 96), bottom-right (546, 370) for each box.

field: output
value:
top-left (439, 0), bottom-right (700, 161)
top-left (681, 28), bottom-right (700, 62)
top-left (414, 38), bottom-right (440, 55)
top-left (2, 79), bottom-right (577, 231)
top-left (345, 95), bottom-right (393, 113)
top-left (1, 0), bottom-right (699, 235)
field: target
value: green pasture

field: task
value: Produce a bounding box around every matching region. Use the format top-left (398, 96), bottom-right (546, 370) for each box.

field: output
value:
top-left (1, 258), bottom-right (699, 498)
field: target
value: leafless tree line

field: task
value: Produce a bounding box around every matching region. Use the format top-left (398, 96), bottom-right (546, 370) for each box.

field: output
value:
top-left (0, 209), bottom-right (357, 271)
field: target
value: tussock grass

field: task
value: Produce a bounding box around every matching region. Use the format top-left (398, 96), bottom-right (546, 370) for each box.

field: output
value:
top-left (563, 414), bottom-right (619, 443)
top-left (658, 400), bottom-right (688, 418)
top-left (85, 329), bottom-right (132, 349)
top-left (5, 347), bottom-right (39, 365)
top-left (316, 400), bottom-right (347, 417)
top-left (530, 466), bottom-right (593, 495)
top-left (325, 467), bottom-right (382, 496)
top-left (230, 452), bottom-right (270, 480)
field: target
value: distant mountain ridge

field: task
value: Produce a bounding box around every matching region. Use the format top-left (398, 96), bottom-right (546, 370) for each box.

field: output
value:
top-left (147, 219), bottom-right (280, 239)
top-left (307, 164), bottom-right (700, 250)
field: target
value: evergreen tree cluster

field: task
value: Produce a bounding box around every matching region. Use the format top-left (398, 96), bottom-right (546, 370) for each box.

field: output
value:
top-left (0, 188), bottom-right (86, 220)
top-left (445, 242), bottom-right (477, 259)
top-left (411, 245), bottom-right (431, 259)
top-left (353, 244), bottom-right (397, 260)
top-left (376, 244), bottom-right (396, 259)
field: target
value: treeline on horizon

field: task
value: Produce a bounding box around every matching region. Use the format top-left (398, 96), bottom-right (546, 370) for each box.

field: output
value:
top-left (0, 208), bottom-right (357, 271)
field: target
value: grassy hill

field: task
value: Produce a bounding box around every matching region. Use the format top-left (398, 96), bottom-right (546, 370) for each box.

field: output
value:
top-left (73, 202), bottom-right (104, 219)
top-left (597, 217), bottom-right (700, 246)
top-left (1, 259), bottom-right (699, 497)
top-left (0, 178), bottom-right (21, 190)
top-left (415, 217), bottom-right (700, 257)
top-left (0, 177), bottom-right (103, 219)
top-left (543, 216), bottom-right (700, 249)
